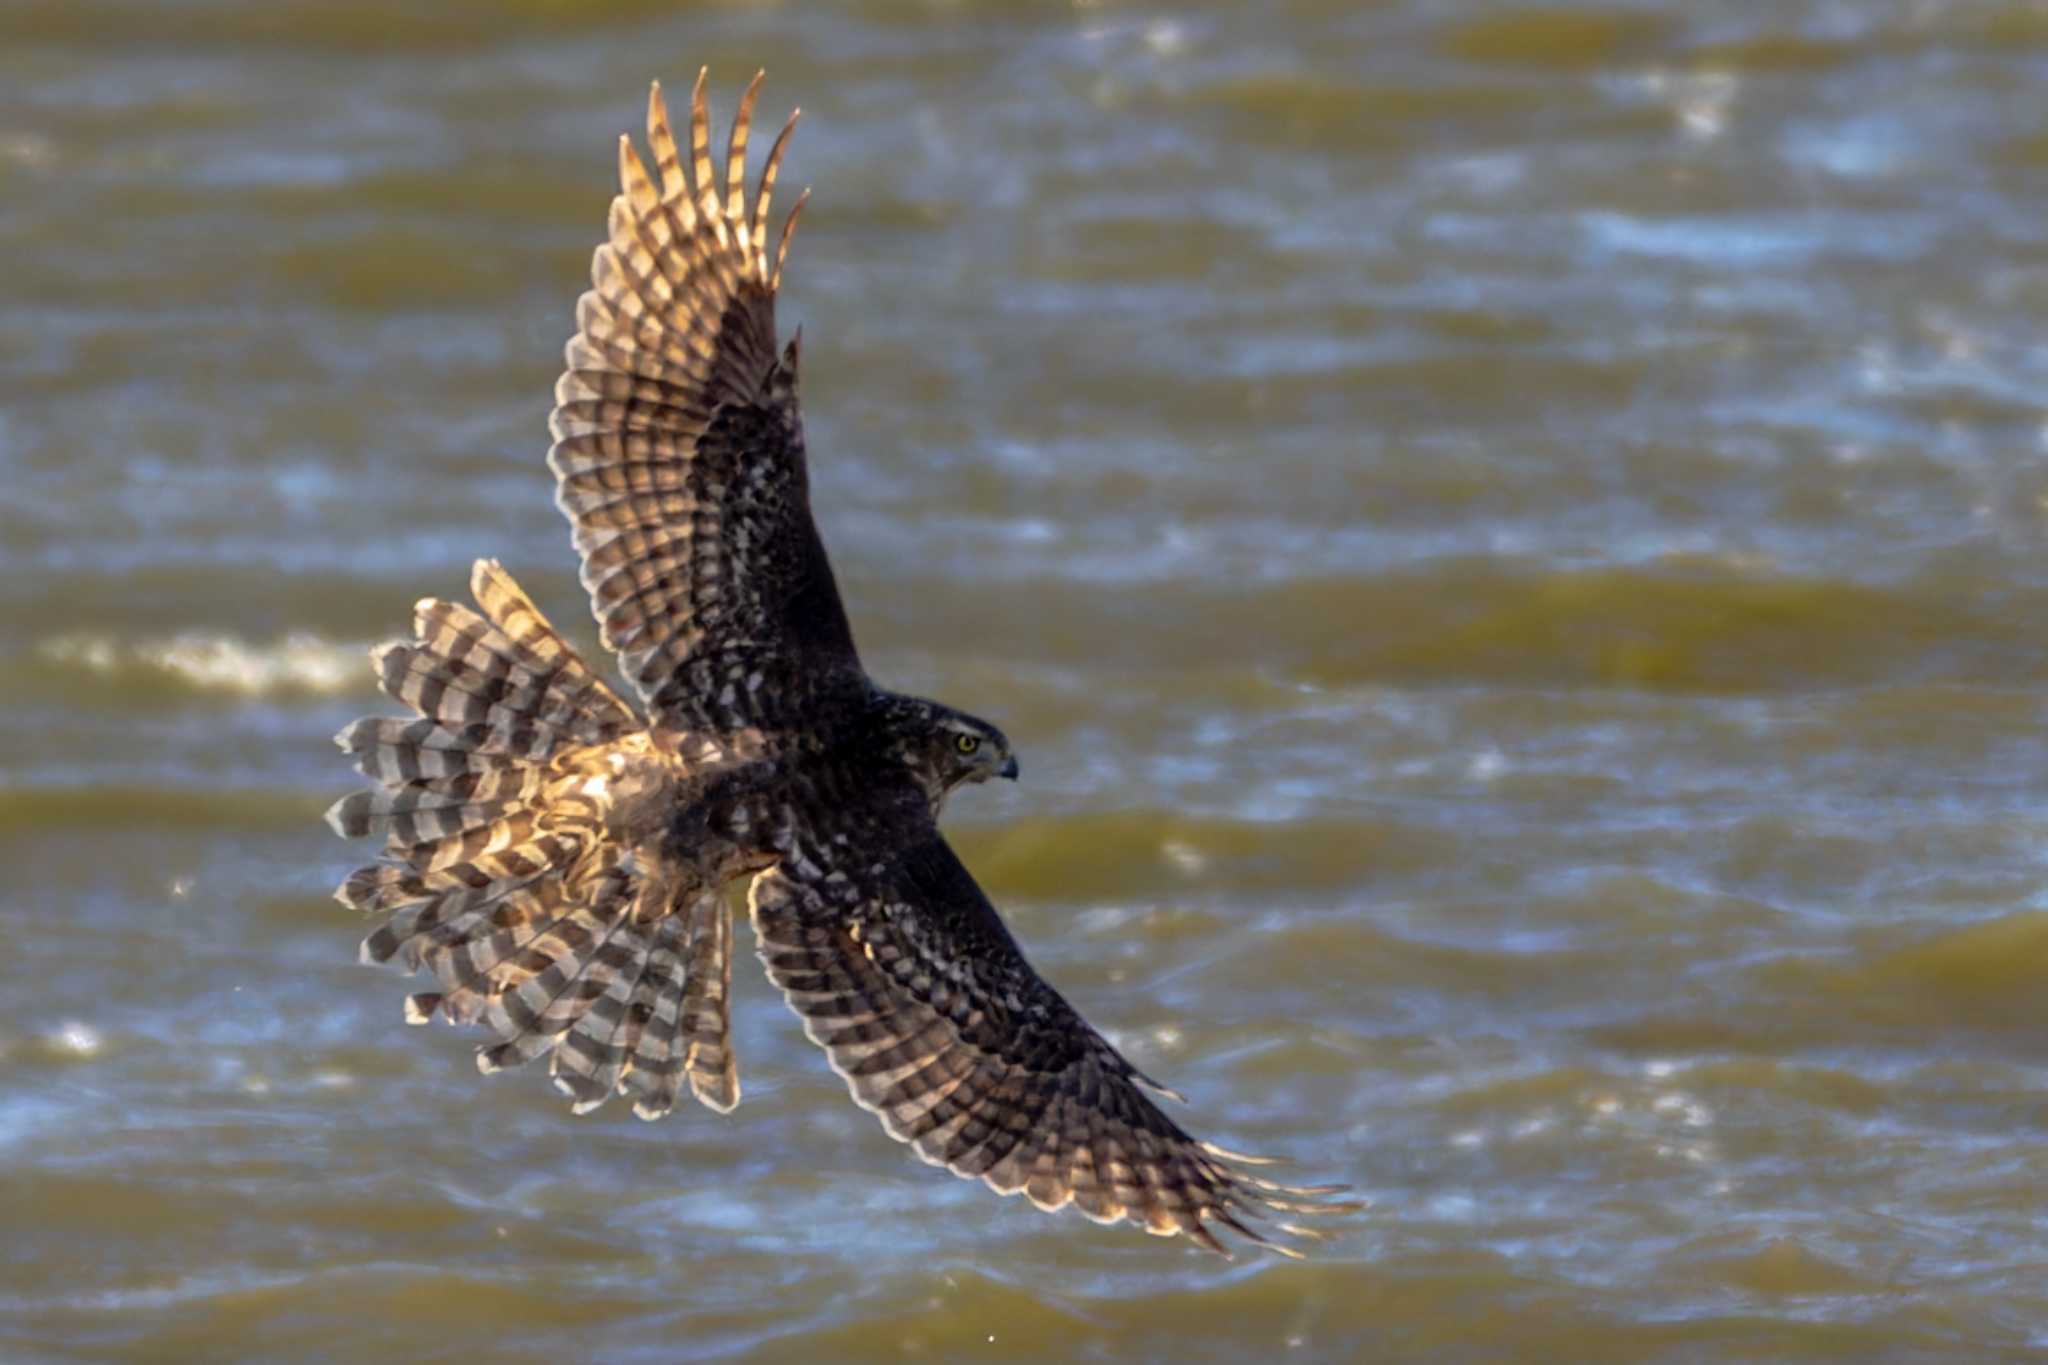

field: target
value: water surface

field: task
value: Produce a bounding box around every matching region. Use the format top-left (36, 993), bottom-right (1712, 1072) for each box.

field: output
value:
top-left (6, 1), bottom-right (2048, 1360)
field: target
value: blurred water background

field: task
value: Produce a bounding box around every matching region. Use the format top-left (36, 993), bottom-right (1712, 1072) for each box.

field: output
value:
top-left (8, 0), bottom-right (2048, 1360)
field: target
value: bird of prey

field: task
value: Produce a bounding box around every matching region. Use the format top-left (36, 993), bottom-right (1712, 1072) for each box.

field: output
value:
top-left (327, 71), bottom-right (1357, 1256)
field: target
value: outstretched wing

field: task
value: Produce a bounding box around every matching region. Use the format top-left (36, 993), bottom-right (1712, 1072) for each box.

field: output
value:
top-left (749, 829), bottom-right (1361, 1256)
top-left (549, 71), bottom-right (858, 724)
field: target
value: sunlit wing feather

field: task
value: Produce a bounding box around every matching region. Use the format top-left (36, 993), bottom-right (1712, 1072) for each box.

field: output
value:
top-left (549, 70), bottom-right (858, 725)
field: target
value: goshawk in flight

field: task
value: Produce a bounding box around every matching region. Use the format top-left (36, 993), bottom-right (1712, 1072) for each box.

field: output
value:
top-left (327, 71), bottom-right (1358, 1257)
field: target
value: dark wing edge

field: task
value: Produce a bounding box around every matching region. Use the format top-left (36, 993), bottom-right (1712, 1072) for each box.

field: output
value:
top-left (748, 833), bottom-right (1364, 1258)
top-left (548, 70), bottom-right (858, 718)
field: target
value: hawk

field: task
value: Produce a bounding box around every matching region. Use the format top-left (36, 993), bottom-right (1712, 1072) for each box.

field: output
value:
top-left (327, 71), bottom-right (1357, 1257)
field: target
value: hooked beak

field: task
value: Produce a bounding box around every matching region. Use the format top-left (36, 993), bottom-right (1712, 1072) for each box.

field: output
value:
top-left (998, 755), bottom-right (1019, 781)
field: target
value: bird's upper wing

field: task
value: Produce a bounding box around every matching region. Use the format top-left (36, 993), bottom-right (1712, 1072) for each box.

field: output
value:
top-left (749, 824), bottom-right (1361, 1256)
top-left (548, 72), bottom-right (858, 725)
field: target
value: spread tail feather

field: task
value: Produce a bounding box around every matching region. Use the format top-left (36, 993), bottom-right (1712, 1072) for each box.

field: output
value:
top-left (329, 558), bottom-right (739, 1118)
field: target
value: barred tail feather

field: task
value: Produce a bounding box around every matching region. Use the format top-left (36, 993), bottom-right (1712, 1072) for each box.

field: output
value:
top-left (680, 890), bottom-right (739, 1112)
top-left (552, 910), bottom-right (657, 1114)
top-left (329, 558), bottom-right (741, 1118)
top-left (621, 909), bottom-right (695, 1120)
top-left (480, 860), bottom-right (638, 1070)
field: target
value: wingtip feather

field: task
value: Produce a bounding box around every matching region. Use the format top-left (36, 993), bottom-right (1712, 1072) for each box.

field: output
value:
top-left (1200, 1139), bottom-right (1281, 1166)
top-left (689, 67), bottom-right (714, 205)
top-left (726, 69), bottom-right (766, 236)
top-left (772, 186), bottom-right (809, 291)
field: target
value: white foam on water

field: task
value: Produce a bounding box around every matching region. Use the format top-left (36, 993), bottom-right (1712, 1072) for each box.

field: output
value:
top-left (46, 1021), bottom-right (101, 1058)
top-left (38, 631), bottom-right (364, 697)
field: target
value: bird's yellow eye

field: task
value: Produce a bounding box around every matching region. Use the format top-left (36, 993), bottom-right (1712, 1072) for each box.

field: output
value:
top-left (955, 734), bottom-right (981, 755)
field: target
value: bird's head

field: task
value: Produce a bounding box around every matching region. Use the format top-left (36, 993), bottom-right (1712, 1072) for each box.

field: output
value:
top-left (878, 695), bottom-right (1018, 810)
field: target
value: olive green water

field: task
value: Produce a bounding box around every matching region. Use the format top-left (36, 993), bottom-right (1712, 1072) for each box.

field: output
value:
top-left (7, 1), bottom-right (2048, 1360)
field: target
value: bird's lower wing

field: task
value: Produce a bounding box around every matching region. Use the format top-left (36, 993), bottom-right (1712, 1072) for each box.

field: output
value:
top-left (747, 832), bottom-right (1361, 1257)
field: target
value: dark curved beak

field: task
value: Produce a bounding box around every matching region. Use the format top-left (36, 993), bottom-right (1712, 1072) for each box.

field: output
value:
top-left (998, 755), bottom-right (1019, 781)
